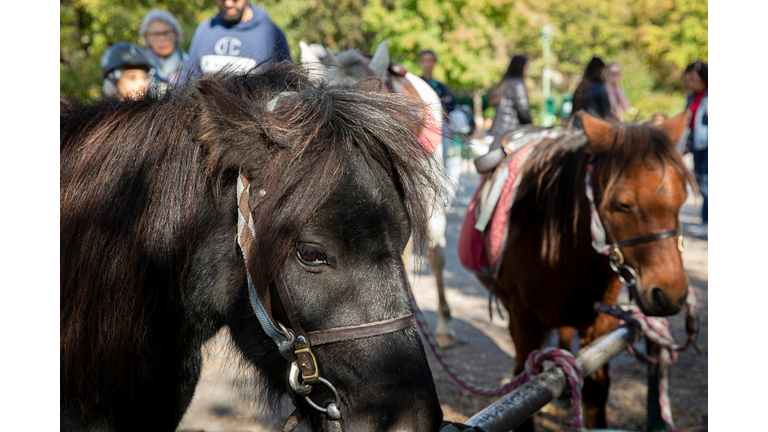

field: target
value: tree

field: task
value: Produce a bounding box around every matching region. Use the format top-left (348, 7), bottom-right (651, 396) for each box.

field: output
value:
top-left (62, 0), bottom-right (707, 118)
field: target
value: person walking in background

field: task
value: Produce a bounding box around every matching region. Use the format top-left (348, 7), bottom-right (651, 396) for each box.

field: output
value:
top-left (684, 60), bottom-right (708, 238)
top-left (183, 0), bottom-right (292, 82)
top-left (100, 42), bottom-right (153, 100)
top-left (419, 50), bottom-right (456, 117)
top-left (606, 62), bottom-right (631, 121)
top-left (140, 9), bottom-right (189, 94)
top-left (572, 57), bottom-right (615, 122)
top-left (487, 55), bottom-right (532, 139)
top-left (419, 49), bottom-right (457, 162)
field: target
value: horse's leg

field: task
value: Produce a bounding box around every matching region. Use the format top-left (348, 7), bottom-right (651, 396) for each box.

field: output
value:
top-left (507, 305), bottom-right (547, 432)
top-left (578, 313), bottom-right (618, 429)
top-left (558, 326), bottom-right (576, 351)
top-left (428, 243), bottom-right (456, 348)
top-left (552, 326), bottom-right (577, 406)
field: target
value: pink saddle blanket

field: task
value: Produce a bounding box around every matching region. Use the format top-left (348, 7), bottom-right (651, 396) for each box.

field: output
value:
top-left (458, 142), bottom-right (535, 277)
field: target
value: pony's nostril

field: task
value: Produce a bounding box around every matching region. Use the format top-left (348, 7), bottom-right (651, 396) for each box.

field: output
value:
top-left (651, 287), bottom-right (671, 312)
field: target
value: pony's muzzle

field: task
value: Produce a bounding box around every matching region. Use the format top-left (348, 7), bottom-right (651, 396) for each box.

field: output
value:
top-left (647, 286), bottom-right (685, 316)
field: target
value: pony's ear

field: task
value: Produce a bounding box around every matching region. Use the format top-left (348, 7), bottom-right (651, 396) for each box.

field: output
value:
top-left (581, 112), bottom-right (617, 154)
top-left (194, 78), bottom-right (264, 171)
top-left (195, 78), bottom-right (254, 127)
top-left (353, 76), bottom-right (388, 93)
top-left (325, 47), bottom-right (336, 63)
top-left (369, 40), bottom-right (390, 80)
top-left (299, 41), bottom-right (326, 82)
top-left (660, 110), bottom-right (690, 144)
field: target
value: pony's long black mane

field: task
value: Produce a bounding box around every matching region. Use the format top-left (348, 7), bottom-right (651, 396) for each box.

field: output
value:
top-left (61, 62), bottom-right (445, 408)
top-left (508, 123), bottom-right (694, 266)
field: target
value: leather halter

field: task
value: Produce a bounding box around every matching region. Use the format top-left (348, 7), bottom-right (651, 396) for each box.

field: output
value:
top-left (235, 170), bottom-right (416, 424)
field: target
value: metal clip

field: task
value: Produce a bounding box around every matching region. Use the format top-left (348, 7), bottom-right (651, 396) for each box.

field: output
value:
top-left (274, 322), bottom-right (295, 348)
top-left (289, 362), bottom-right (314, 395)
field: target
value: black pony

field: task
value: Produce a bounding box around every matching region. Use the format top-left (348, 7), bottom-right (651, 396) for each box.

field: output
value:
top-left (60, 62), bottom-right (445, 431)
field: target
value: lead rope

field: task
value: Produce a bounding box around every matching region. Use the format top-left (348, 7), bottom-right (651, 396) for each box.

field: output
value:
top-left (408, 288), bottom-right (587, 431)
top-left (594, 286), bottom-right (702, 432)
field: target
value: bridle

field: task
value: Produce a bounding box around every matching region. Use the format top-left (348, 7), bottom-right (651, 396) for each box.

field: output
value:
top-left (236, 171), bottom-right (416, 431)
top-left (585, 156), bottom-right (684, 288)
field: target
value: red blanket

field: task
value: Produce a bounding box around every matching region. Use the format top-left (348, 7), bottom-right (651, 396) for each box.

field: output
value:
top-left (458, 142), bottom-right (535, 277)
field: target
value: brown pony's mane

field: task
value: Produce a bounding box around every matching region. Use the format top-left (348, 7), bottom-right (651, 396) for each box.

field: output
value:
top-left (60, 62), bottom-right (444, 404)
top-left (509, 123), bottom-right (695, 266)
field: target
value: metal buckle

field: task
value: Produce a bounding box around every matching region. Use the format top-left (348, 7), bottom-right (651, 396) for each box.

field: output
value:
top-left (295, 347), bottom-right (319, 381)
top-left (678, 235), bottom-right (684, 253)
top-left (609, 246), bottom-right (624, 267)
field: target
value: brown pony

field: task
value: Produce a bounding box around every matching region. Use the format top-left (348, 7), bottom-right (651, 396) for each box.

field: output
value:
top-left (478, 112), bottom-right (692, 430)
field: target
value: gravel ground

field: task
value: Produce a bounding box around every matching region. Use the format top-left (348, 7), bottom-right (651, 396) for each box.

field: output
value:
top-left (177, 156), bottom-right (707, 432)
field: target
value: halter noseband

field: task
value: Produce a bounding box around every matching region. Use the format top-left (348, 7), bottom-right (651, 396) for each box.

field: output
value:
top-left (236, 171), bottom-right (416, 430)
top-left (586, 157), bottom-right (684, 288)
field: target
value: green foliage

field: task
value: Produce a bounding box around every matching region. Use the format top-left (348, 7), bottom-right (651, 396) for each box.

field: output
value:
top-left (61, 0), bottom-right (707, 116)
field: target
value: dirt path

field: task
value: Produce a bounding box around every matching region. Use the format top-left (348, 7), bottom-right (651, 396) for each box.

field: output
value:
top-left (178, 156), bottom-right (707, 432)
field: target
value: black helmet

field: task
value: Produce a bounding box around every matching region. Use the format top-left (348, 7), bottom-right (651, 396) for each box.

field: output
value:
top-left (100, 42), bottom-right (152, 77)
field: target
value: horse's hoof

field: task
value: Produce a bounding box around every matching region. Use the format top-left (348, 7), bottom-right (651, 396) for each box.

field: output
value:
top-left (436, 333), bottom-right (456, 349)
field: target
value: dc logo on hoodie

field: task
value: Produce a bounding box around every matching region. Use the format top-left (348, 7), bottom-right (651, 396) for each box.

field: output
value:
top-left (214, 37), bottom-right (242, 56)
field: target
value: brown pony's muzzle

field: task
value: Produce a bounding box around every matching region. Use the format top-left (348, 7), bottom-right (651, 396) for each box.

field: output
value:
top-left (633, 244), bottom-right (689, 316)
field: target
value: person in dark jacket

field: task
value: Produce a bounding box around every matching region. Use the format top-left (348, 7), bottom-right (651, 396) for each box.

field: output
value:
top-left (488, 55), bottom-right (532, 137)
top-left (419, 50), bottom-right (456, 116)
top-left (418, 49), bottom-right (457, 161)
top-left (182, 0), bottom-right (292, 82)
top-left (572, 57), bottom-right (615, 122)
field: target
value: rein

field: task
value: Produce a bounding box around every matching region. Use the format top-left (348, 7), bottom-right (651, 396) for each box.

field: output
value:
top-left (235, 171), bottom-right (416, 431)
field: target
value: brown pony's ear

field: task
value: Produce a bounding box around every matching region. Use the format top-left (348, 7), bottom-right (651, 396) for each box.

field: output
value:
top-left (660, 110), bottom-right (690, 144)
top-left (581, 112), bottom-right (617, 154)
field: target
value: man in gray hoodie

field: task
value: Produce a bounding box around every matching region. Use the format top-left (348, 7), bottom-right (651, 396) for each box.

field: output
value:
top-left (182, 0), bottom-right (292, 82)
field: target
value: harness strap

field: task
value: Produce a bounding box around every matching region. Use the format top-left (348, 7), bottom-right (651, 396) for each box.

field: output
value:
top-left (237, 167), bottom-right (418, 382)
top-left (307, 314), bottom-right (416, 346)
top-left (586, 157), bottom-right (683, 257)
top-left (615, 228), bottom-right (679, 248)
top-left (237, 173), bottom-right (291, 344)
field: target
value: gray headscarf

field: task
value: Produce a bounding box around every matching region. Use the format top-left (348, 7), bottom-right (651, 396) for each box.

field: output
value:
top-left (140, 9), bottom-right (184, 49)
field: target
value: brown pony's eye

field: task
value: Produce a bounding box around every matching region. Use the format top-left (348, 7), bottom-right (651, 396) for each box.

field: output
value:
top-left (296, 245), bottom-right (327, 266)
top-left (612, 202), bottom-right (632, 213)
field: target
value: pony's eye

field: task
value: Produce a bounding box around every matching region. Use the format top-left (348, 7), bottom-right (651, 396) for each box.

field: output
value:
top-left (612, 202), bottom-right (632, 213)
top-left (296, 245), bottom-right (328, 266)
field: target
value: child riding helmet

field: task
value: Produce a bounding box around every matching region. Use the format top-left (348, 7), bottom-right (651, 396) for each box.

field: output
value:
top-left (100, 42), bottom-right (153, 97)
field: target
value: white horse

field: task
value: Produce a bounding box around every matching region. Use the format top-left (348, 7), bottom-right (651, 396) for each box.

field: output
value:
top-left (300, 40), bottom-right (457, 348)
